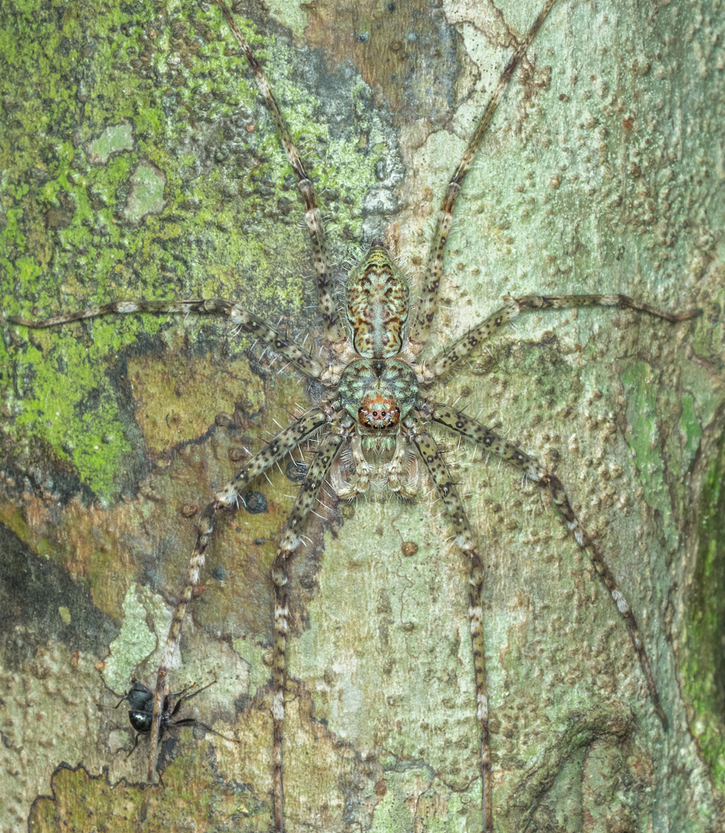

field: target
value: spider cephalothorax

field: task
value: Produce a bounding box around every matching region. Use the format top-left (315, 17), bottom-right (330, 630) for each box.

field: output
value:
top-left (339, 355), bottom-right (417, 434)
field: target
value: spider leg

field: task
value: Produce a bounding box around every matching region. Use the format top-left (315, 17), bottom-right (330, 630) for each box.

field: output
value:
top-left (269, 425), bottom-right (347, 833)
top-left (215, 0), bottom-right (346, 349)
top-left (141, 407), bottom-right (328, 819)
top-left (8, 299), bottom-right (323, 380)
top-left (423, 399), bottom-right (669, 730)
top-left (408, 0), bottom-right (557, 355)
top-left (403, 420), bottom-right (491, 832)
top-left (422, 293), bottom-right (702, 382)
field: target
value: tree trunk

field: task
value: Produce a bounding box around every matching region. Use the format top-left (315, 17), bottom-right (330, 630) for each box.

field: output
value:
top-left (1, 0), bottom-right (723, 831)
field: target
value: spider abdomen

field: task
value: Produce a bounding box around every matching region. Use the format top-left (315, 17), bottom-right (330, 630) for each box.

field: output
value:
top-left (346, 243), bottom-right (409, 359)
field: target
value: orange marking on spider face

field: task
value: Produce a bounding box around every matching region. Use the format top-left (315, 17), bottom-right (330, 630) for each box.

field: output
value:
top-left (358, 392), bottom-right (400, 431)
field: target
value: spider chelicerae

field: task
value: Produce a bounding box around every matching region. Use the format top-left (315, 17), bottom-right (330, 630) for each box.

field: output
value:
top-left (6, 0), bottom-right (705, 829)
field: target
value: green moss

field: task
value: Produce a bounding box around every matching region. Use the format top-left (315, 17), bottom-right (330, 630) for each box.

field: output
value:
top-left (621, 362), bottom-right (678, 549)
top-left (681, 395), bottom-right (703, 468)
top-left (2, 0), bottom-right (381, 503)
top-left (28, 752), bottom-right (265, 833)
top-left (683, 434), bottom-right (725, 794)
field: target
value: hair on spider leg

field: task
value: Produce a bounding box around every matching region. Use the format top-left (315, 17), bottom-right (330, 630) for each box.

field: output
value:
top-left (321, 484), bottom-right (335, 500)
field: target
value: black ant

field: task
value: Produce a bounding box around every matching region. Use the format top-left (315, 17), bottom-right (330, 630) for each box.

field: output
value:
top-left (116, 680), bottom-right (231, 757)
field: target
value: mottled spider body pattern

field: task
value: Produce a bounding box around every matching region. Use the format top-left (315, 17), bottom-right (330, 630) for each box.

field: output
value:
top-left (3, 0), bottom-right (721, 830)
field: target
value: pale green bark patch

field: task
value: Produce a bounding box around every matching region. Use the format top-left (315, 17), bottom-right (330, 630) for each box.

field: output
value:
top-left (88, 123), bottom-right (134, 166)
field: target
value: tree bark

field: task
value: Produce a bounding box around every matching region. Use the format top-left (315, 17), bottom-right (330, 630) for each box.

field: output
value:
top-left (1, 0), bottom-right (723, 831)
